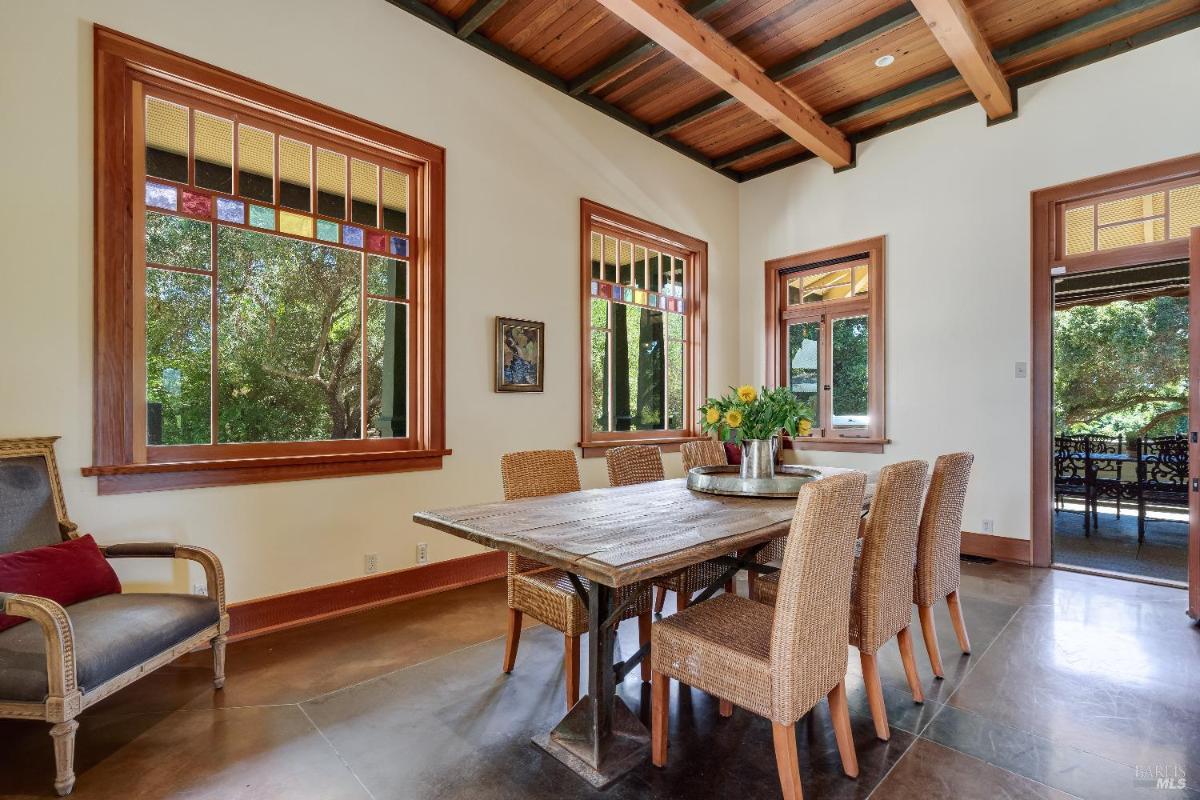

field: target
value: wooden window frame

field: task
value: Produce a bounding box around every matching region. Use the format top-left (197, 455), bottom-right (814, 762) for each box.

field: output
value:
top-left (86, 27), bottom-right (447, 493)
top-left (578, 199), bottom-right (708, 458)
top-left (764, 236), bottom-right (887, 454)
top-left (1029, 153), bottom-right (1200, 568)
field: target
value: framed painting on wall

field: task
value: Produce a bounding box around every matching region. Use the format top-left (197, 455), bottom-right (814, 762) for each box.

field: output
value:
top-left (496, 317), bottom-right (545, 392)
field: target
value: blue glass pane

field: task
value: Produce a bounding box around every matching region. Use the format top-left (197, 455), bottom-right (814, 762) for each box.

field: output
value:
top-left (216, 197), bottom-right (245, 224)
top-left (145, 181), bottom-right (177, 211)
top-left (249, 205), bottom-right (275, 229)
top-left (389, 236), bottom-right (408, 258)
top-left (343, 225), bottom-right (364, 248)
top-left (316, 218), bottom-right (339, 243)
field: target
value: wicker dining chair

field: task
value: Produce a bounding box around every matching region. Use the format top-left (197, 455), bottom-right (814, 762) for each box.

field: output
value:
top-left (606, 446), bottom-right (733, 613)
top-left (754, 459), bottom-right (928, 741)
top-left (680, 440), bottom-right (727, 473)
top-left (650, 471), bottom-right (868, 800)
top-left (913, 452), bottom-right (974, 678)
top-left (500, 450), bottom-right (652, 708)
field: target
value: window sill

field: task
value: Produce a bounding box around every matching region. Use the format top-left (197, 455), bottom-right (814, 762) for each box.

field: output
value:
top-left (783, 437), bottom-right (889, 454)
top-left (579, 436), bottom-right (706, 459)
top-left (82, 448), bottom-right (451, 494)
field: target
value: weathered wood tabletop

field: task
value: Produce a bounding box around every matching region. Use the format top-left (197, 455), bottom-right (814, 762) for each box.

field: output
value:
top-left (414, 470), bottom-right (863, 588)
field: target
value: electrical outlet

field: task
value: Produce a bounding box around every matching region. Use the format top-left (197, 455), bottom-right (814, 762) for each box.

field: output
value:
top-left (982, 519), bottom-right (995, 534)
top-left (416, 542), bottom-right (429, 565)
top-left (191, 583), bottom-right (207, 596)
top-left (364, 553), bottom-right (379, 575)
top-left (1014, 362), bottom-right (1028, 379)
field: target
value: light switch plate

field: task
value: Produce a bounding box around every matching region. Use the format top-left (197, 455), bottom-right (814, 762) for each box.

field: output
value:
top-left (1015, 362), bottom-right (1028, 378)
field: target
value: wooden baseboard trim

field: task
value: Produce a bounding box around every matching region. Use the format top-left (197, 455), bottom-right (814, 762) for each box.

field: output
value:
top-left (961, 531), bottom-right (1032, 565)
top-left (226, 550), bottom-right (506, 641)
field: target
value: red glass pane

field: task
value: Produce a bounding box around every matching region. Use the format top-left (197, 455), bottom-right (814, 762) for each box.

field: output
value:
top-left (181, 190), bottom-right (212, 217)
top-left (367, 231), bottom-right (388, 253)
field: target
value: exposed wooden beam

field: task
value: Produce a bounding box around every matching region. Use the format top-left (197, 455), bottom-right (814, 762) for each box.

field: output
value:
top-left (651, 3), bottom-right (918, 138)
top-left (592, 0), bottom-right (852, 167)
top-left (456, 0), bottom-right (508, 38)
top-left (911, 0), bottom-right (1013, 118)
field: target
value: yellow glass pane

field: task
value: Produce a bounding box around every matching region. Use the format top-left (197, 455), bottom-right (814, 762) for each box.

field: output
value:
top-left (237, 125), bottom-right (275, 203)
top-left (1063, 205), bottom-right (1095, 256)
top-left (145, 96), bottom-right (189, 183)
top-left (350, 158), bottom-right (378, 227)
top-left (382, 168), bottom-right (409, 233)
top-left (316, 148), bottom-right (347, 219)
top-left (278, 210), bottom-right (314, 238)
top-left (1097, 218), bottom-right (1165, 251)
top-left (1168, 183), bottom-right (1200, 240)
top-left (1097, 191), bottom-right (1164, 226)
top-left (278, 137), bottom-right (311, 211)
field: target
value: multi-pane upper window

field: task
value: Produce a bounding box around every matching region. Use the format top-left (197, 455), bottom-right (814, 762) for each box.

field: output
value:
top-left (767, 238), bottom-right (886, 453)
top-left (1062, 180), bottom-right (1200, 257)
top-left (140, 91), bottom-right (414, 448)
top-left (580, 201), bottom-right (706, 454)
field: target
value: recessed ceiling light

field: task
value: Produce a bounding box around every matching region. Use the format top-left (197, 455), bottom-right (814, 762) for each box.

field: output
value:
top-left (874, 54), bottom-right (895, 68)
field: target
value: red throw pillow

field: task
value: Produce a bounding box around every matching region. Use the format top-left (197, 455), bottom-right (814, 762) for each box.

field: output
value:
top-left (0, 535), bottom-right (122, 633)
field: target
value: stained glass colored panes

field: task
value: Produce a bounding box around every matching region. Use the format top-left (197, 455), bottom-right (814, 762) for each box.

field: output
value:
top-left (237, 124), bottom-right (274, 203)
top-left (145, 96), bottom-right (189, 183)
top-left (216, 226), bottom-right (362, 443)
top-left (145, 181), bottom-right (178, 211)
top-left (317, 148), bottom-right (347, 219)
top-left (145, 268), bottom-right (211, 445)
top-left (279, 210), bottom-right (313, 238)
top-left (831, 315), bottom-right (869, 428)
top-left (787, 264), bottom-right (868, 305)
top-left (194, 111), bottom-right (233, 193)
top-left (588, 233), bottom-right (689, 433)
top-left (787, 321), bottom-right (820, 428)
top-left (367, 299), bottom-right (407, 438)
top-left (368, 256), bottom-right (407, 299)
top-left (316, 218), bottom-right (339, 243)
top-left (351, 159), bottom-right (379, 227)
top-left (1063, 182), bottom-right (1200, 256)
top-left (216, 197), bottom-right (245, 224)
top-left (146, 212), bottom-right (211, 271)
top-left (249, 204), bottom-right (275, 230)
top-left (382, 169), bottom-right (408, 233)
top-left (279, 137), bottom-right (312, 212)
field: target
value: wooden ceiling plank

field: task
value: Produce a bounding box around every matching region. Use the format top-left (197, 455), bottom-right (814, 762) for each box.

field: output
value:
top-left (456, 0), bottom-right (511, 38)
top-left (591, 0), bottom-right (851, 166)
top-left (651, 2), bottom-right (921, 138)
top-left (569, 0), bottom-right (739, 95)
top-left (910, 0), bottom-right (1013, 118)
top-left (713, 133), bottom-right (791, 169)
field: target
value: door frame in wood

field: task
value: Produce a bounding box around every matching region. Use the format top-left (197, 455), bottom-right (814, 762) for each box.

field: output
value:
top-left (1030, 153), bottom-right (1200, 578)
top-left (1189, 229), bottom-right (1200, 620)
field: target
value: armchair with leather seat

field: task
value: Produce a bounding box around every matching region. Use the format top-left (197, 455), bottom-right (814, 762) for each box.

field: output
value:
top-left (0, 437), bottom-right (229, 796)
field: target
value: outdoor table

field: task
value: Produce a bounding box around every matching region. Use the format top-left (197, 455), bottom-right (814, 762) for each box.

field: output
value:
top-left (413, 470), bottom-right (860, 787)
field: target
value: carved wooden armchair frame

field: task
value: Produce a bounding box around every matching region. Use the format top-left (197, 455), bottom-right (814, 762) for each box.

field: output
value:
top-left (0, 437), bottom-right (229, 796)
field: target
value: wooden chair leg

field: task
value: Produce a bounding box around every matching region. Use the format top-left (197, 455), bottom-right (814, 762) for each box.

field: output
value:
top-left (50, 720), bottom-right (79, 797)
top-left (565, 635), bottom-right (581, 710)
top-left (719, 698), bottom-right (733, 717)
top-left (746, 569), bottom-right (757, 599)
top-left (654, 586), bottom-right (667, 614)
top-left (771, 722), bottom-right (804, 800)
top-left (827, 681), bottom-right (858, 778)
top-left (212, 634), bottom-right (228, 689)
top-left (502, 609), bottom-right (522, 673)
top-left (651, 671), bottom-right (669, 767)
top-left (917, 604), bottom-right (943, 678)
top-left (676, 591), bottom-right (689, 611)
top-left (860, 652), bottom-right (889, 741)
top-left (724, 579), bottom-right (735, 595)
top-left (896, 626), bottom-right (924, 703)
top-left (638, 612), bottom-right (652, 682)
top-left (946, 591), bottom-right (971, 654)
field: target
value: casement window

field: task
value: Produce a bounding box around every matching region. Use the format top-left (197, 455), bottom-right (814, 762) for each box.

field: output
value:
top-left (765, 237), bottom-right (887, 454)
top-left (88, 29), bottom-right (446, 493)
top-left (579, 200), bottom-right (707, 456)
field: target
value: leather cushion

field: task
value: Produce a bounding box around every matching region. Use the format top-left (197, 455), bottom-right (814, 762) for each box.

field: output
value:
top-left (0, 535), bottom-right (122, 632)
top-left (0, 593), bottom-right (219, 701)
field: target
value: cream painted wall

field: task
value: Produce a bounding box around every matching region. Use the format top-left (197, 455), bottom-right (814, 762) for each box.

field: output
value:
top-left (737, 28), bottom-right (1200, 541)
top-left (0, 0), bottom-right (740, 602)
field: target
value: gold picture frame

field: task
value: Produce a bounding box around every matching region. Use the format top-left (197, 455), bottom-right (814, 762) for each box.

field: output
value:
top-left (495, 317), bottom-right (545, 392)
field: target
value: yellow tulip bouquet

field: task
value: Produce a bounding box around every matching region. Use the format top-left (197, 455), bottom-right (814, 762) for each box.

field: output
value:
top-left (699, 385), bottom-right (813, 443)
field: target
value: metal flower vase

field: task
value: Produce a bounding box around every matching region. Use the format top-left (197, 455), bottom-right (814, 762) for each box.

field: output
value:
top-left (739, 437), bottom-right (778, 481)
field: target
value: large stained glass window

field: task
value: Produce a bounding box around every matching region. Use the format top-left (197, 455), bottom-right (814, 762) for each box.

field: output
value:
top-left (581, 201), bottom-right (705, 452)
top-left (140, 89), bottom-right (414, 447)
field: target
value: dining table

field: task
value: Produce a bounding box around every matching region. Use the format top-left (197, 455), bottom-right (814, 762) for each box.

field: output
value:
top-left (412, 467), bottom-right (862, 788)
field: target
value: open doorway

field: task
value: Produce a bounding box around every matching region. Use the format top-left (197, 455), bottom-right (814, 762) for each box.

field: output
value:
top-left (1051, 262), bottom-right (1189, 583)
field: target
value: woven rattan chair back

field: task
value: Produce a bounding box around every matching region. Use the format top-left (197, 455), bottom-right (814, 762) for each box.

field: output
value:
top-left (856, 459), bottom-right (928, 655)
top-left (680, 440), bottom-right (728, 473)
top-left (769, 471), bottom-right (867, 722)
top-left (500, 450), bottom-right (581, 574)
top-left (914, 452), bottom-right (974, 607)
top-left (606, 445), bottom-right (665, 487)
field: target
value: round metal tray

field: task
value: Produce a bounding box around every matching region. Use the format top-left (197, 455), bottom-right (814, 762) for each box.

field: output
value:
top-left (686, 465), bottom-right (821, 498)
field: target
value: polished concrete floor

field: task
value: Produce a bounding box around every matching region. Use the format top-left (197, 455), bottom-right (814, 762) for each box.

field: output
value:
top-left (1053, 501), bottom-right (1188, 583)
top-left (1, 563), bottom-right (1198, 799)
